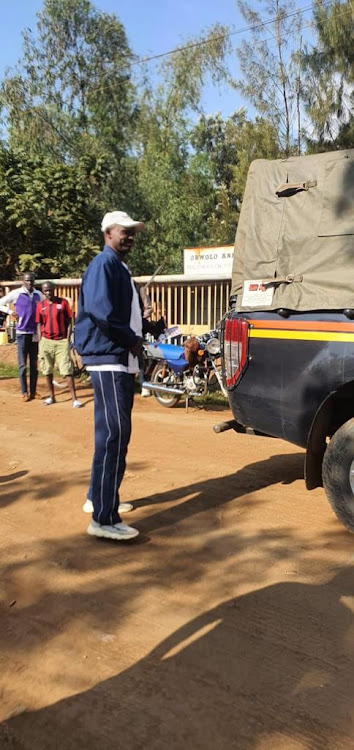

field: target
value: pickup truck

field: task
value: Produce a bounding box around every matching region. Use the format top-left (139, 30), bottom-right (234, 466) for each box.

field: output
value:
top-left (219, 148), bottom-right (354, 532)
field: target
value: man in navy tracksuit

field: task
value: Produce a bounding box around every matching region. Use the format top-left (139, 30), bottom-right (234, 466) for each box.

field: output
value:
top-left (75, 211), bottom-right (146, 541)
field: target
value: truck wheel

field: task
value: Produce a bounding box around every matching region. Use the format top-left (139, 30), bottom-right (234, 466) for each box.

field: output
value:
top-left (322, 418), bottom-right (354, 533)
top-left (151, 363), bottom-right (182, 408)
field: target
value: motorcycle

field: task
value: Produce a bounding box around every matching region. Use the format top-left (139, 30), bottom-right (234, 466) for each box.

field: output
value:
top-left (142, 329), bottom-right (227, 407)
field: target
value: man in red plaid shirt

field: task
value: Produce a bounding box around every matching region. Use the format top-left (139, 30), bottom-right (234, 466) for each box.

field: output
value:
top-left (36, 281), bottom-right (82, 408)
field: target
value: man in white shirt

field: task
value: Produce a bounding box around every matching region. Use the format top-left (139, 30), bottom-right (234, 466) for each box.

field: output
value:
top-left (0, 272), bottom-right (44, 400)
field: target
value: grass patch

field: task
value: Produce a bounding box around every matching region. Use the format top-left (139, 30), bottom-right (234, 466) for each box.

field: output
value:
top-left (196, 390), bottom-right (230, 409)
top-left (199, 390), bottom-right (229, 404)
top-left (143, 387), bottom-right (230, 410)
top-left (0, 362), bottom-right (18, 378)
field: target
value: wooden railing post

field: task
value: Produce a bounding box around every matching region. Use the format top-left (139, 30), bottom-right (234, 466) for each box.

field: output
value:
top-left (1, 274), bottom-right (232, 335)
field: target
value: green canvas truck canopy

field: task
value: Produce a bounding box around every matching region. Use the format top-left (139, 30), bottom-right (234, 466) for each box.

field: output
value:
top-left (231, 149), bottom-right (354, 312)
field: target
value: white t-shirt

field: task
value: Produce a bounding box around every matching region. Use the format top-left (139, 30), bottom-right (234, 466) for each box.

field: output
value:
top-left (87, 266), bottom-right (142, 374)
top-left (0, 286), bottom-right (44, 342)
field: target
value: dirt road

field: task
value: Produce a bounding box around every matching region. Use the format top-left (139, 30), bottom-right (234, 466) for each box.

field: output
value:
top-left (1, 375), bottom-right (354, 750)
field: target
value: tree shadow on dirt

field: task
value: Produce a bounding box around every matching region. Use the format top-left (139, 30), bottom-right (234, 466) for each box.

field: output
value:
top-left (0, 471), bottom-right (28, 483)
top-left (2, 448), bottom-right (345, 750)
top-left (0, 452), bottom-right (307, 652)
top-left (0, 450), bottom-right (306, 599)
top-left (0, 469), bottom-right (90, 508)
top-left (2, 567), bottom-right (354, 750)
top-left (0, 449), bottom-right (304, 519)
top-left (133, 451), bottom-right (304, 534)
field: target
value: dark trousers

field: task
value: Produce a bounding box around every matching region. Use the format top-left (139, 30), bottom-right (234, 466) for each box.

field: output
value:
top-left (88, 371), bottom-right (135, 526)
top-left (17, 334), bottom-right (38, 396)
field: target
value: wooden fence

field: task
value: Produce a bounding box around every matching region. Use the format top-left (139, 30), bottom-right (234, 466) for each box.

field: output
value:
top-left (1, 275), bottom-right (231, 335)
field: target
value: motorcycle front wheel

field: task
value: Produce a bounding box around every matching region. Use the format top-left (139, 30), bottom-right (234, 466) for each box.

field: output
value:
top-left (151, 363), bottom-right (182, 408)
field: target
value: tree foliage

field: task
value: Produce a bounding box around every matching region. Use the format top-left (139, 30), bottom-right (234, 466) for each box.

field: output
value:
top-left (235, 0), bottom-right (302, 156)
top-left (0, 0), bottom-right (140, 278)
top-left (301, 0), bottom-right (354, 147)
top-left (192, 109), bottom-right (282, 243)
top-left (0, 145), bottom-right (109, 277)
top-left (2, 0), bottom-right (347, 281)
top-left (1, 0), bottom-right (135, 161)
top-left (130, 24), bottom-right (232, 274)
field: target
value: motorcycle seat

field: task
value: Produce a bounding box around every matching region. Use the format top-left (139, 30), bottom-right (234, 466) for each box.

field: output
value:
top-left (147, 343), bottom-right (186, 361)
top-left (145, 343), bottom-right (165, 359)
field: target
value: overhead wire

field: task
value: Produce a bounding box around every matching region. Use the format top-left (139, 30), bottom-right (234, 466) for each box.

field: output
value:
top-left (7, 0), bottom-right (351, 151)
top-left (86, 0), bottom-right (336, 96)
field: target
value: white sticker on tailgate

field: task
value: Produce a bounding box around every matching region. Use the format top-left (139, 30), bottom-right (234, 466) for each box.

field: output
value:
top-left (242, 280), bottom-right (274, 307)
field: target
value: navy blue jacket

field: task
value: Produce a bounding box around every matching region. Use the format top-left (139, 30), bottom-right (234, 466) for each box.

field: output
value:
top-left (75, 245), bottom-right (142, 366)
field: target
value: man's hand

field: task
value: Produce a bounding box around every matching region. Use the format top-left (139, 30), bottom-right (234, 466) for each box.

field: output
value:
top-left (130, 336), bottom-right (143, 357)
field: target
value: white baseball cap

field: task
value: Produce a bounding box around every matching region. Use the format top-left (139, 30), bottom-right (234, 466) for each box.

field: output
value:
top-left (101, 210), bottom-right (145, 233)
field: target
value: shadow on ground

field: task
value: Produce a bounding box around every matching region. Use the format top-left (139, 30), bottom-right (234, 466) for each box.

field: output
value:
top-left (2, 450), bottom-right (353, 749)
top-left (0, 471), bottom-right (28, 484)
top-left (2, 568), bottom-right (354, 749)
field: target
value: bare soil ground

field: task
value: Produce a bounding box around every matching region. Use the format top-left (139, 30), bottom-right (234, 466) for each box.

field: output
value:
top-left (1, 366), bottom-right (354, 750)
top-left (0, 343), bottom-right (18, 365)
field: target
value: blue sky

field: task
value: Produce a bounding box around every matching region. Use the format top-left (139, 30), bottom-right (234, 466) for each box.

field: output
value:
top-left (0, 0), bottom-right (248, 117)
top-left (0, 0), bottom-right (315, 119)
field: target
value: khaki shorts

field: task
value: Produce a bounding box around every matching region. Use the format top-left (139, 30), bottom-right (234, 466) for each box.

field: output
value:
top-left (39, 337), bottom-right (73, 376)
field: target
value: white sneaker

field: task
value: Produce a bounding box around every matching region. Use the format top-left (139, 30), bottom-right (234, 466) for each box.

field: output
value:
top-left (73, 399), bottom-right (83, 408)
top-left (83, 498), bottom-right (133, 514)
top-left (44, 397), bottom-right (55, 406)
top-left (87, 520), bottom-right (139, 540)
top-left (141, 387), bottom-right (152, 398)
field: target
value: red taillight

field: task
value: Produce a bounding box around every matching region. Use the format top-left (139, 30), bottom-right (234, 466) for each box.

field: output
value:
top-left (223, 317), bottom-right (249, 389)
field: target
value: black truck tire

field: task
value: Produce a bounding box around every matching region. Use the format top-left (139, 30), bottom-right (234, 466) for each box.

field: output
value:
top-left (322, 418), bottom-right (354, 533)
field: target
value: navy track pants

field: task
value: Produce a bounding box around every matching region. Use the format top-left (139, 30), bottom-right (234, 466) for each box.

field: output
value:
top-left (88, 371), bottom-right (135, 526)
top-left (17, 334), bottom-right (38, 396)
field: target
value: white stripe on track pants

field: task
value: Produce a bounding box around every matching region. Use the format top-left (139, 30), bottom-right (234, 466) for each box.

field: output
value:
top-left (88, 370), bottom-right (135, 526)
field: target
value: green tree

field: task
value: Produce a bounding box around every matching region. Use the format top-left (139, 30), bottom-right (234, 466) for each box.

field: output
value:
top-left (0, 144), bottom-right (109, 278)
top-left (235, 0), bottom-right (303, 155)
top-left (1, 0), bottom-right (135, 165)
top-left (301, 0), bottom-right (354, 148)
top-left (0, 0), bottom-right (141, 277)
top-left (191, 109), bottom-right (282, 243)
top-left (0, 1), bottom-right (287, 280)
top-left (0, 5), bottom-right (236, 277)
top-left (130, 24), bottom-right (233, 274)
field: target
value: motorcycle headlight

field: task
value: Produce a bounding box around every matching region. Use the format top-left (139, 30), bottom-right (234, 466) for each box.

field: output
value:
top-left (205, 337), bottom-right (221, 355)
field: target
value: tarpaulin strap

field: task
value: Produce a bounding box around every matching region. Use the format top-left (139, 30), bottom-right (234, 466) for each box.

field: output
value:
top-left (261, 274), bottom-right (303, 287)
top-left (276, 180), bottom-right (317, 197)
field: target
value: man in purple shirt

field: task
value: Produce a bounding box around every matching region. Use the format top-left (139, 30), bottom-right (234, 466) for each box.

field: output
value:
top-left (0, 272), bottom-right (44, 400)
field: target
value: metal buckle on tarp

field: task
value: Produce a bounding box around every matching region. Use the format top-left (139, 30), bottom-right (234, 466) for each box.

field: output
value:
top-left (261, 274), bottom-right (303, 287)
top-left (276, 180), bottom-right (317, 197)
